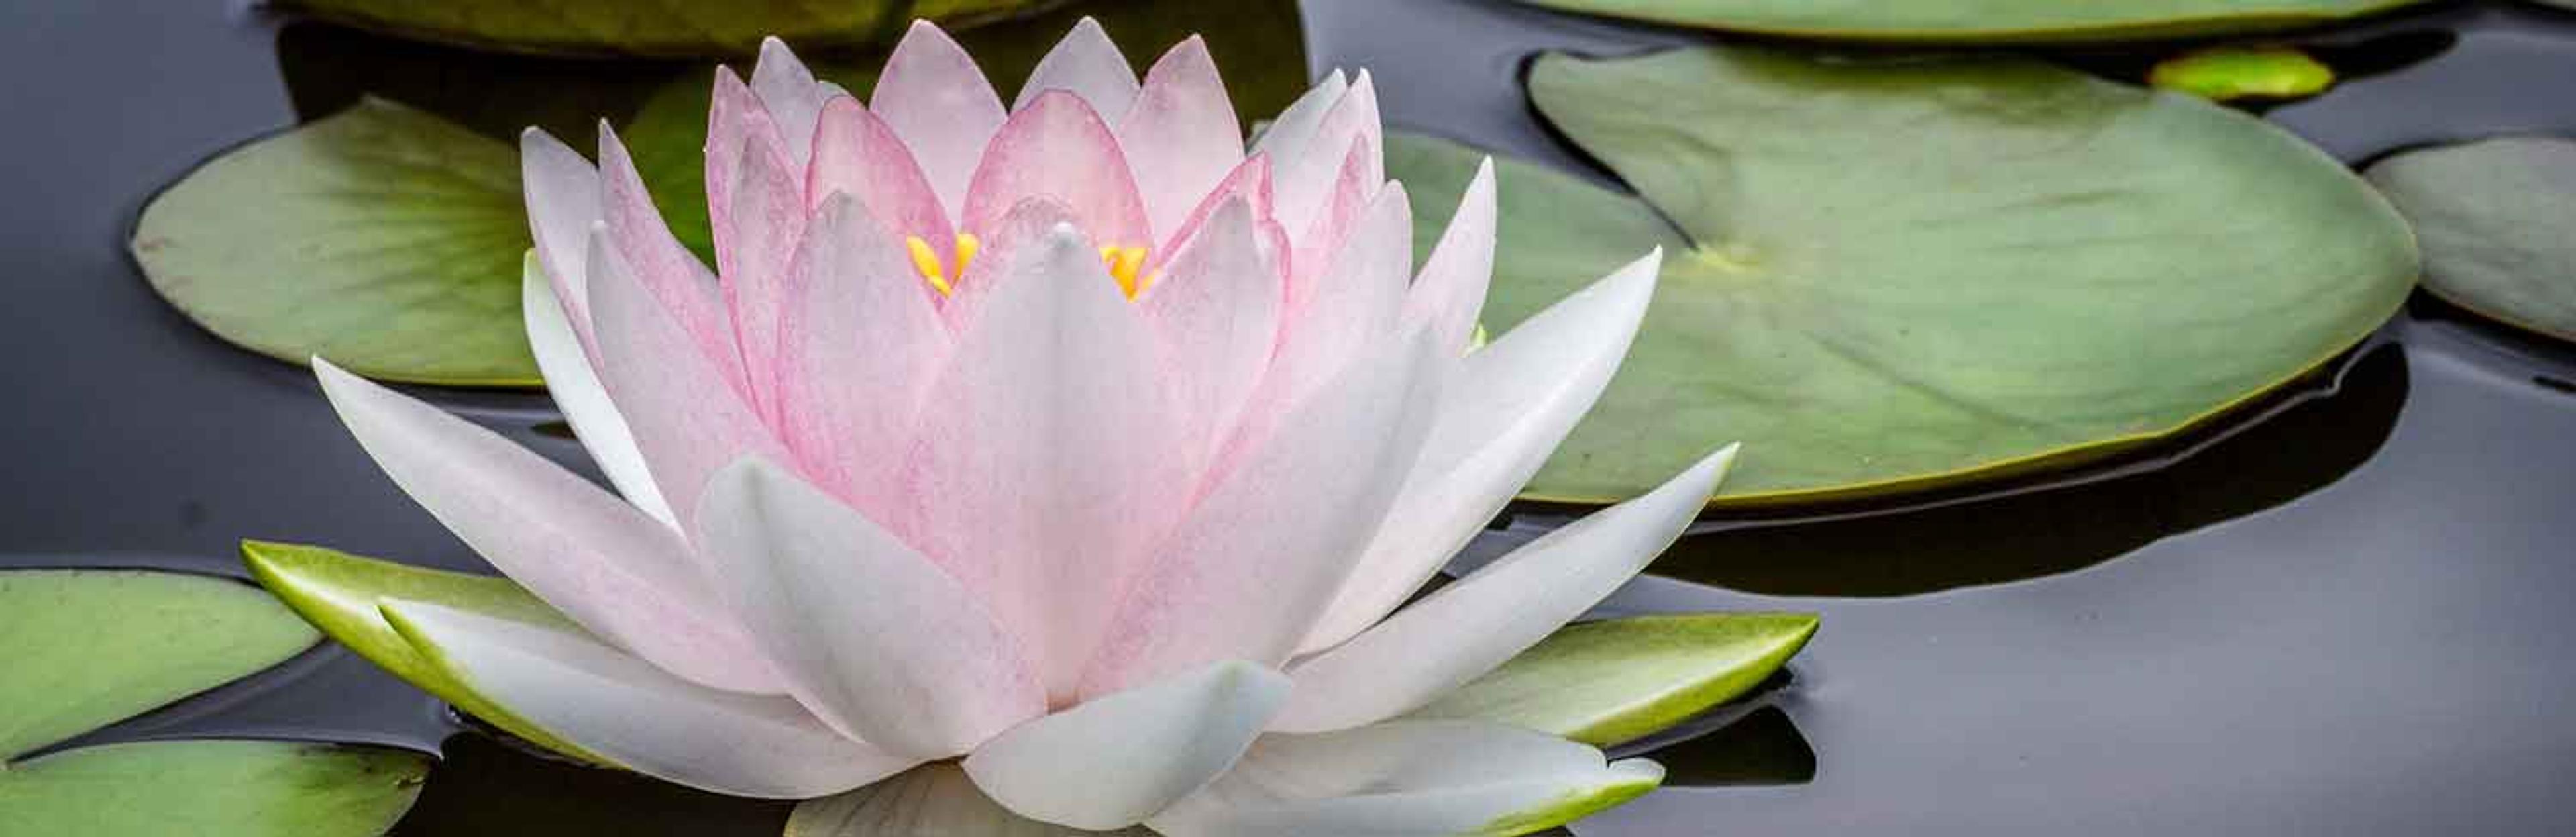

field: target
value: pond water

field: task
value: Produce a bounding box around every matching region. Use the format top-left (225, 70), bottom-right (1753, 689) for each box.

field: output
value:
top-left (4, 0), bottom-right (2574, 834)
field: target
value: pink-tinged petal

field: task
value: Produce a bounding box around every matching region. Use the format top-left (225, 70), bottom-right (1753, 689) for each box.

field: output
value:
top-left (1144, 720), bottom-right (1662, 837)
top-left (1120, 36), bottom-right (1242, 242)
top-left (937, 197), bottom-right (1082, 328)
top-left (796, 764), bottom-right (1157, 836)
top-left (1275, 446), bottom-right (1733, 733)
top-left (1265, 182), bottom-right (1413, 411)
top-left (1148, 152), bottom-right (1273, 272)
top-left (774, 195), bottom-right (951, 520)
top-left (312, 358), bottom-right (777, 693)
top-left (1300, 251), bottom-right (1663, 654)
top-left (1271, 72), bottom-right (1379, 236)
top-left (712, 132), bottom-right (806, 424)
top-left (1079, 327), bottom-right (1444, 699)
top-left (1288, 136), bottom-right (1379, 309)
top-left (1247, 70), bottom-right (1346, 166)
top-left (964, 661), bottom-right (1288, 830)
top-left (597, 124), bottom-right (749, 397)
top-left (1013, 17), bottom-right (1138, 117)
top-left (961, 91), bottom-right (1152, 249)
top-left (586, 230), bottom-right (793, 542)
top-left (1138, 197), bottom-right (1278, 477)
top-left (704, 69), bottom-right (775, 248)
top-left (873, 21), bottom-right (1006, 222)
top-left (1403, 157), bottom-right (1497, 354)
top-left (905, 221), bottom-right (1177, 703)
top-left (749, 36), bottom-right (835, 166)
top-left (380, 599), bottom-right (914, 799)
top-left (696, 457), bottom-right (1046, 760)
top-left (807, 96), bottom-right (954, 251)
top-left (520, 128), bottom-right (600, 340)
top-left (522, 255), bottom-right (675, 530)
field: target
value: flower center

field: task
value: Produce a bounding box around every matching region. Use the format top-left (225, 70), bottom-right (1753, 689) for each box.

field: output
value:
top-left (904, 235), bottom-right (1153, 299)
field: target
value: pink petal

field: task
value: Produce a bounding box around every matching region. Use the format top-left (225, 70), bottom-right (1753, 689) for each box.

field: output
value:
top-left (1271, 72), bottom-right (1379, 236)
top-left (1402, 157), bottom-right (1497, 354)
top-left (1122, 36), bottom-right (1243, 244)
top-left (585, 230), bottom-right (793, 543)
top-left (1078, 326), bottom-right (1444, 699)
top-left (936, 197), bottom-right (1082, 329)
top-left (904, 219), bottom-right (1178, 704)
top-left (520, 128), bottom-right (601, 344)
top-left (872, 21), bottom-right (1006, 223)
top-left (1148, 152), bottom-right (1274, 273)
top-left (1138, 197), bottom-right (1279, 478)
top-left (1248, 70), bottom-right (1347, 167)
top-left (704, 68), bottom-right (782, 248)
top-left (1013, 17), bottom-right (1138, 118)
top-left (1289, 135), bottom-right (1379, 311)
top-left (807, 96), bottom-right (955, 254)
top-left (749, 36), bottom-right (839, 167)
top-left (597, 124), bottom-right (749, 399)
top-left (775, 194), bottom-right (952, 522)
top-left (712, 130), bottom-right (806, 426)
top-left (313, 359), bottom-right (779, 693)
top-left (1265, 183), bottom-right (1414, 412)
top-left (960, 91), bottom-right (1151, 250)
top-left (696, 457), bottom-right (1045, 759)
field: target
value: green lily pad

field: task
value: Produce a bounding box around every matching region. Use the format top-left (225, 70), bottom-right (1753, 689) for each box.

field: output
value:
top-left (1, 569), bottom-right (317, 759)
top-left (0, 741), bottom-right (426, 836)
top-left (1514, 0), bottom-right (2427, 43)
top-left (1405, 613), bottom-right (1819, 748)
top-left (2365, 136), bottom-right (2576, 342)
top-left (269, 0), bottom-right (1049, 58)
top-left (240, 540), bottom-right (604, 764)
top-left (2149, 46), bottom-right (2338, 101)
top-left (0, 569), bottom-right (427, 836)
top-left (1390, 46), bottom-right (2416, 505)
top-left (133, 98), bottom-right (539, 387)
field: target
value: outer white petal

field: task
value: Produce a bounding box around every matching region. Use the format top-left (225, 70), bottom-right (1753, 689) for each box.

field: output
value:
top-left (964, 661), bottom-right (1289, 830)
top-left (695, 456), bottom-right (1045, 760)
top-left (1301, 250), bottom-right (1664, 654)
top-left (1274, 445), bottom-right (1735, 733)
top-left (1272, 71), bottom-right (1380, 237)
top-left (519, 128), bottom-right (600, 332)
top-left (790, 764), bottom-right (1152, 837)
top-left (1248, 70), bottom-right (1348, 168)
top-left (380, 599), bottom-right (914, 799)
top-left (521, 254), bottom-right (675, 530)
top-left (312, 358), bottom-right (776, 693)
top-left (872, 21), bottom-right (1008, 222)
top-left (1014, 17), bottom-right (1138, 117)
top-left (1146, 720), bottom-right (1663, 837)
top-left (1403, 156), bottom-right (1498, 354)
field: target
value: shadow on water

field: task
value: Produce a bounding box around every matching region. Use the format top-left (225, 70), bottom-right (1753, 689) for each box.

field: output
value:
top-left (392, 732), bottom-right (792, 837)
top-left (1632, 340), bottom-right (2410, 597)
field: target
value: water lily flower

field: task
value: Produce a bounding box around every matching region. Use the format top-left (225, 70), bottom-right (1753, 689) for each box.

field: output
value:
top-left (300, 18), bottom-right (1737, 835)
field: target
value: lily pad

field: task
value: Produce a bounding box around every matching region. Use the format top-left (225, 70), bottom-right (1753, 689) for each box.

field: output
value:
top-left (2365, 136), bottom-right (2576, 342)
top-left (1514, 0), bottom-right (2427, 43)
top-left (270, 0), bottom-right (1049, 58)
top-left (240, 540), bottom-right (604, 764)
top-left (1390, 46), bottom-right (2416, 505)
top-left (2149, 45), bottom-right (2338, 101)
top-left (1405, 613), bottom-right (1818, 748)
top-left (0, 569), bottom-right (427, 836)
top-left (133, 98), bottom-right (539, 387)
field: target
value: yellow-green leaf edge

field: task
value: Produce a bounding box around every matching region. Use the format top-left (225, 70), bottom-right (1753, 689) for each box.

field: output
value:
top-left (1517, 0), bottom-right (2428, 44)
top-left (1409, 613), bottom-right (1819, 747)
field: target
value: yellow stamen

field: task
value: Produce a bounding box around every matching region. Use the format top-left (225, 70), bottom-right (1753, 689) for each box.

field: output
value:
top-left (1103, 246), bottom-right (1150, 298)
top-left (905, 236), bottom-right (953, 295)
top-left (953, 234), bottom-right (981, 281)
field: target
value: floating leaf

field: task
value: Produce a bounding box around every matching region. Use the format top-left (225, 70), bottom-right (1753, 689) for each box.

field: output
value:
top-left (0, 569), bottom-right (316, 759)
top-left (133, 98), bottom-right (538, 387)
top-left (1515, 0), bottom-right (2428, 43)
top-left (240, 540), bottom-right (603, 764)
top-left (1405, 613), bottom-right (1818, 748)
top-left (0, 741), bottom-right (425, 836)
top-left (270, 0), bottom-right (1050, 58)
top-left (1391, 47), bottom-right (2417, 505)
top-left (2149, 45), bottom-right (2338, 101)
top-left (2365, 136), bottom-right (2576, 341)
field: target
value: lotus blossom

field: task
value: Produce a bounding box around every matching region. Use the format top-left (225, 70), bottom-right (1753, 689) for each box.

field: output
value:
top-left (298, 19), bottom-right (1738, 834)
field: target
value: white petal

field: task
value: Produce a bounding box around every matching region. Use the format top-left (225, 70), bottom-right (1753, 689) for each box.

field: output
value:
top-left (964, 661), bottom-right (1289, 830)
top-left (1403, 156), bottom-right (1497, 354)
top-left (1122, 36), bottom-right (1242, 242)
top-left (872, 21), bottom-right (1007, 223)
top-left (1014, 17), bottom-right (1138, 117)
top-left (519, 128), bottom-right (600, 333)
top-left (1137, 197), bottom-right (1279, 477)
top-left (751, 36), bottom-right (835, 167)
top-left (696, 456), bottom-right (1045, 760)
top-left (1147, 720), bottom-right (1662, 837)
top-left (791, 763), bottom-right (1154, 837)
top-left (773, 194), bottom-right (951, 522)
top-left (312, 358), bottom-right (775, 693)
top-left (1274, 446), bottom-right (1735, 734)
top-left (521, 253), bottom-right (676, 530)
top-left (381, 599), bottom-right (914, 799)
top-left (1272, 72), bottom-right (1380, 236)
top-left (1301, 250), bottom-right (1664, 654)
top-left (1248, 70), bottom-right (1347, 168)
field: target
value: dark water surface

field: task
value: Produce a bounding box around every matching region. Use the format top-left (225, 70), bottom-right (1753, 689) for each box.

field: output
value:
top-left (4, 0), bottom-right (2573, 834)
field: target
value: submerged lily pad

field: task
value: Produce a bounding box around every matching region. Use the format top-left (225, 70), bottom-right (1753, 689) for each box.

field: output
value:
top-left (133, 98), bottom-right (539, 387)
top-left (2365, 136), bottom-right (2576, 342)
top-left (271, 0), bottom-right (1049, 58)
top-left (2149, 45), bottom-right (2339, 101)
top-left (1515, 0), bottom-right (2426, 43)
top-left (1391, 47), bottom-right (2416, 505)
top-left (0, 569), bottom-right (426, 836)
top-left (1405, 613), bottom-right (1819, 748)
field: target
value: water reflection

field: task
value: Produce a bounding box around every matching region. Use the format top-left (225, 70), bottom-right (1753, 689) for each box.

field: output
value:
top-left (394, 733), bottom-right (791, 837)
